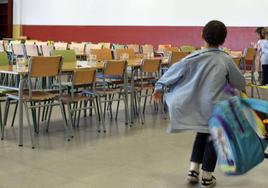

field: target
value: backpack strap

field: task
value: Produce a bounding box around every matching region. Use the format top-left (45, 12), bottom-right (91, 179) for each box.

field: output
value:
top-left (241, 98), bottom-right (268, 114)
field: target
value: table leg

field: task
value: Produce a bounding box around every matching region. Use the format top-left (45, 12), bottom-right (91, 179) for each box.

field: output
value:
top-left (18, 76), bottom-right (25, 147)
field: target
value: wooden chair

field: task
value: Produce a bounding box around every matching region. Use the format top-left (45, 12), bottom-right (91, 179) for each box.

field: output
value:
top-left (40, 44), bottom-right (54, 56)
top-left (69, 42), bottom-right (85, 56)
top-left (94, 60), bottom-right (129, 125)
top-left (11, 43), bottom-right (25, 63)
top-left (25, 44), bottom-right (39, 57)
top-left (127, 44), bottom-right (140, 54)
top-left (54, 42), bottom-right (68, 50)
top-left (51, 50), bottom-right (77, 63)
top-left (169, 51), bottom-right (190, 65)
top-left (141, 44), bottom-right (154, 57)
top-left (3, 56), bottom-right (73, 148)
top-left (180, 45), bottom-right (196, 53)
top-left (60, 68), bottom-right (105, 132)
top-left (98, 42), bottom-right (111, 49)
top-left (114, 48), bottom-right (136, 60)
top-left (135, 59), bottom-right (161, 124)
top-left (232, 57), bottom-right (242, 68)
top-left (0, 40), bottom-right (5, 52)
top-left (242, 48), bottom-right (257, 71)
top-left (90, 49), bottom-right (113, 61)
top-left (85, 43), bottom-right (102, 54)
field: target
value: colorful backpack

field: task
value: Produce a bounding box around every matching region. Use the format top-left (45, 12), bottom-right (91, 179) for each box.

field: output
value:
top-left (209, 95), bottom-right (268, 175)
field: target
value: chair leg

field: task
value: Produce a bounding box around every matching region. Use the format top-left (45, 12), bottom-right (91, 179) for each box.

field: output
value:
top-left (123, 92), bottom-right (129, 126)
top-left (3, 98), bottom-right (10, 127)
top-left (83, 100), bottom-right (88, 117)
top-left (59, 102), bottom-right (74, 141)
top-left (46, 100), bottom-right (54, 132)
top-left (115, 92), bottom-right (121, 121)
top-left (76, 101), bottom-right (83, 128)
top-left (92, 99), bottom-right (101, 132)
top-left (138, 91), bottom-right (144, 124)
top-left (95, 97), bottom-right (101, 121)
top-left (0, 103), bottom-right (3, 140)
top-left (11, 101), bottom-right (18, 127)
top-left (96, 97), bottom-right (106, 133)
top-left (143, 90), bottom-right (149, 114)
top-left (23, 102), bottom-right (36, 149)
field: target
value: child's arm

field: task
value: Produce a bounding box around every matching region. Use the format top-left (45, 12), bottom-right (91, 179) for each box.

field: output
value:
top-left (153, 61), bottom-right (186, 103)
top-left (226, 60), bottom-right (246, 91)
top-left (155, 61), bottom-right (186, 93)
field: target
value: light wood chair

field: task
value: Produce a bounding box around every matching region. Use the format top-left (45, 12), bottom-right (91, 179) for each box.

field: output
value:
top-left (25, 44), bottom-right (39, 57)
top-left (3, 56), bottom-right (73, 148)
top-left (60, 68), bottom-right (105, 132)
top-left (0, 40), bottom-right (5, 52)
top-left (114, 48), bottom-right (136, 60)
top-left (127, 44), bottom-right (140, 54)
top-left (141, 44), bottom-right (154, 58)
top-left (69, 42), bottom-right (85, 56)
top-left (11, 43), bottom-right (25, 63)
top-left (54, 42), bottom-right (68, 50)
top-left (95, 60), bottom-right (129, 125)
top-left (180, 45), bottom-right (196, 53)
top-left (135, 59), bottom-right (161, 124)
top-left (169, 51), bottom-right (190, 65)
top-left (90, 49), bottom-right (113, 61)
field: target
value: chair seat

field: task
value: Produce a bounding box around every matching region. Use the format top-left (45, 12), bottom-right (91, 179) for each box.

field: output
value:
top-left (134, 83), bottom-right (154, 90)
top-left (6, 91), bottom-right (58, 101)
top-left (60, 94), bottom-right (94, 103)
top-left (95, 88), bottom-right (123, 95)
top-left (96, 74), bottom-right (123, 80)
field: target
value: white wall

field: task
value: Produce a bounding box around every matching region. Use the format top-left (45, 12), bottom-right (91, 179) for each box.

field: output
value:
top-left (14, 0), bottom-right (268, 26)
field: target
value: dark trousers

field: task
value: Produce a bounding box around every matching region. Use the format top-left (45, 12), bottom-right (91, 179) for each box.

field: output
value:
top-left (262, 64), bottom-right (268, 85)
top-left (190, 133), bottom-right (217, 172)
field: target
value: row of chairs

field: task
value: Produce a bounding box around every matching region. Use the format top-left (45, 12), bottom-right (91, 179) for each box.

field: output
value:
top-left (0, 52), bottom-right (162, 148)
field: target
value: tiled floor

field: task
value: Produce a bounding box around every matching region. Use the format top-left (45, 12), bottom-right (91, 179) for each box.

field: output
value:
top-left (0, 88), bottom-right (268, 188)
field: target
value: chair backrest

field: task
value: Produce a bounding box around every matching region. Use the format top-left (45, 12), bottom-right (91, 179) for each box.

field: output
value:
top-left (25, 40), bottom-right (37, 45)
top-left (230, 51), bottom-right (243, 58)
top-left (170, 51), bottom-right (189, 65)
top-left (69, 42), bottom-right (85, 55)
top-left (142, 59), bottom-right (161, 73)
top-left (244, 48), bottom-right (257, 61)
top-left (54, 42), bottom-right (68, 50)
top-left (0, 40), bottom-right (5, 52)
top-left (0, 51), bottom-right (9, 65)
top-left (72, 68), bottom-right (96, 86)
top-left (142, 44), bottom-right (154, 55)
top-left (232, 57), bottom-right (241, 67)
top-left (98, 42), bottom-right (111, 49)
top-left (11, 43), bottom-right (25, 56)
top-left (104, 60), bottom-right (126, 76)
top-left (51, 50), bottom-right (77, 63)
top-left (90, 49), bottom-right (113, 61)
top-left (115, 48), bottom-right (136, 60)
top-left (85, 43), bottom-right (102, 54)
top-left (127, 44), bottom-right (140, 54)
top-left (180, 45), bottom-right (196, 53)
top-left (40, 45), bottom-right (54, 56)
top-left (158, 44), bottom-right (172, 51)
top-left (25, 44), bottom-right (39, 57)
top-left (29, 56), bottom-right (62, 78)
top-left (112, 44), bottom-right (125, 50)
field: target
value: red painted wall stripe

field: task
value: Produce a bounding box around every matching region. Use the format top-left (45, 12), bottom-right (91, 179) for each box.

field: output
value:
top-left (22, 25), bottom-right (258, 50)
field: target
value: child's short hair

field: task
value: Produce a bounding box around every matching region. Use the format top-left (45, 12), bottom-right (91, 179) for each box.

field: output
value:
top-left (202, 20), bottom-right (227, 47)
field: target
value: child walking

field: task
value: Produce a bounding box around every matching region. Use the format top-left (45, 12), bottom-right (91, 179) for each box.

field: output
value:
top-left (153, 20), bottom-right (245, 188)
